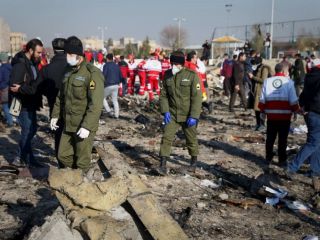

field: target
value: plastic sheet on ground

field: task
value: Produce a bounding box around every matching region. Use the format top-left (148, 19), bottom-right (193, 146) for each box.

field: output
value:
top-left (291, 125), bottom-right (308, 135)
top-left (200, 179), bottom-right (221, 189)
top-left (264, 186), bottom-right (287, 206)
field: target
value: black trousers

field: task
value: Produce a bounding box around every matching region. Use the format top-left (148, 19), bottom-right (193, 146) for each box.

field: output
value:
top-left (223, 77), bottom-right (231, 97)
top-left (266, 120), bottom-right (291, 163)
top-left (229, 84), bottom-right (247, 111)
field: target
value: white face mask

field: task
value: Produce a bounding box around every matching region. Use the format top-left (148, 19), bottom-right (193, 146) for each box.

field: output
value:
top-left (252, 65), bottom-right (258, 71)
top-left (172, 65), bottom-right (181, 75)
top-left (67, 55), bottom-right (79, 66)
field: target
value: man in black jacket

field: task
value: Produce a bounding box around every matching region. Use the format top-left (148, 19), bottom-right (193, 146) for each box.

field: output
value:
top-left (10, 38), bottom-right (44, 167)
top-left (287, 59), bottom-right (320, 190)
top-left (229, 52), bottom-right (247, 112)
top-left (41, 38), bottom-right (67, 116)
top-left (292, 53), bottom-right (306, 96)
top-left (41, 38), bottom-right (67, 165)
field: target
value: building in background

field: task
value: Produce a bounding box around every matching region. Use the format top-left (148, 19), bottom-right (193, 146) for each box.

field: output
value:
top-left (10, 32), bottom-right (27, 55)
top-left (0, 17), bottom-right (11, 53)
top-left (82, 37), bottom-right (103, 50)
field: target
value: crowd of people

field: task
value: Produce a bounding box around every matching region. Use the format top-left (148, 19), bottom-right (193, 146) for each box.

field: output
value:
top-left (220, 47), bottom-right (320, 190)
top-left (0, 36), bottom-right (320, 190)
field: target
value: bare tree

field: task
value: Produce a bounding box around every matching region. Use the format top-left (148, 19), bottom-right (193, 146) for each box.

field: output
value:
top-left (251, 24), bottom-right (264, 53)
top-left (160, 25), bottom-right (187, 50)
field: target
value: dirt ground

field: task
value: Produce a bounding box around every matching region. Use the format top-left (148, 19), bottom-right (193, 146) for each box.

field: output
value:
top-left (0, 85), bottom-right (320, 239)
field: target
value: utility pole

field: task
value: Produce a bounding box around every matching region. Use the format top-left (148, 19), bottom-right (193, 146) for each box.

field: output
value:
top-left (98, 26), bottom-right (107, 49)
top-left (225, 4), bottom-right (232, 55)
top-left (291, 21), bottom-right (295, 43)
top-left (173, 17), bottom-right (186, 49)
top-left (270, 0), bottom-right (275, 59)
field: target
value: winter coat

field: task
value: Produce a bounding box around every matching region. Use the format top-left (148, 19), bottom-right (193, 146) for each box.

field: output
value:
top-left (252, 64), bottom-right (272, 111)
top-left (9, 51), bottom-right (43, 111)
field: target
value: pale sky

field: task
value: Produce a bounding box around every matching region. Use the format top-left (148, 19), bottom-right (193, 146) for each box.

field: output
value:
top-left (1, 0), bottom-right (320, 46)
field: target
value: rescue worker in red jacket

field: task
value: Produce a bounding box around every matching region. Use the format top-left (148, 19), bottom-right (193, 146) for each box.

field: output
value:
top-left (127, 54), bottom-right (137, 95)
top-left (185, 51), bottom-right (207, 101)
top-left (97, 50), bottom-right (104, 64)
top-left (84, 47), bottom-right (93, 63)
top-left (144, 52), bottom-right (162, 102)
top-left (137, 57), bottom-right (147, 95)
top-left (159, 52), bottom-right (171, 80)
top-left (118, 55), bottom-right (129, 96)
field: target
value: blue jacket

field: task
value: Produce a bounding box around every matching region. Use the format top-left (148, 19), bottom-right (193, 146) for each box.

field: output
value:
top-left (102, 62), bottom-right (121, 87)
top-left (0, 63), bottom-right (12, 90)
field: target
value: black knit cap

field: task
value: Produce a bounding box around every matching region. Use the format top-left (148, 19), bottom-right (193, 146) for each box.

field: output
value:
top-left (64, 36), bottom-right (83, 56)
top-left (52, 38), bottom-right (66, 51)
top-left (170, 51), bottom-right (185, 65)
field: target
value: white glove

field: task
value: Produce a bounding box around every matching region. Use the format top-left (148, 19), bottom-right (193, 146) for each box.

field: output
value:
top-left (50, 118), bottom-right (59, 131)
top-left (77, 127), bottom-right (90, 139)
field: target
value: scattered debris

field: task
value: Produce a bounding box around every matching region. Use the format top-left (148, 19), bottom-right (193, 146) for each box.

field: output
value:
top-left (291, 125), bottom-right (308, 135)
top-left (200, 179), bottom-right (221, 189)
top-left (218, 193), bottom-right (229, 201)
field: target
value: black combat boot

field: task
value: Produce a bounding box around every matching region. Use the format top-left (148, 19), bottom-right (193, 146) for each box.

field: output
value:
top-left (159, 156), bottom-right (168, 175)
top-left (188, 156), bottom-right (197, 173)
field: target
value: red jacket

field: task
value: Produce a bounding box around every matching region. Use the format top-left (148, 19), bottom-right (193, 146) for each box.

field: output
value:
top-left (84, 51), bottom-right (93, 63)
top-left (185, 61), bottom-right (206, 94)
top-left (128, 60), bottom-right (138, 77)
top-left (97, 52), bottom-right (104, 64)
top-left (118, 60), bottom-right (129, 78)
top-left (138, 60), bottom-right (146, 72)
top-left (160, 59), bottom-right (171, 80)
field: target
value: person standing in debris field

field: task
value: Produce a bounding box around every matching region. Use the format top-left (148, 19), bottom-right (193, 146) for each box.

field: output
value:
top-left (158, 51), bottom-right (202, 175)
top-left (0, 56), bottom-right (13, 127)
top-left (248, 56), bottom-right (272, 131)
top-left (144, 51), bottom-right (162, 102)
top-left (118, 55), bottom-right (129, 96)
top-left (292, 53), bottom-right (306, 97)
top-left (287, 59), bottom-right (320, 191)
top-left (259, 63), bottom-right (299, 167)
top-left (41, 38), bottom-right (68, 166)
top-left (127, 54), bottom-right (137, 95)
top-left (137, 56), bottom-right (147, 96)
top-left (229, 52), bottom-right (247, 112)
top-left (102, 53), bottom-right (121, 119)
top-left (10, 39), bottom-right (44, 167)
top-left (50, 36), bottom-right (104, 171)
top-left (221, 53), bottom-right (233, 98)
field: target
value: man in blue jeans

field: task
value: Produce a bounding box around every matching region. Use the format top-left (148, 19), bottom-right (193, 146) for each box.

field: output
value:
top-left (9, 39), bottom-right (44, 167)
top-left (102, 53), bottom-right (121, 119)
top-left (287, 59), bottom-right (320, 191)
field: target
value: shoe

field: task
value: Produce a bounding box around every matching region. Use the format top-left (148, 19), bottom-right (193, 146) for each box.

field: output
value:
top-left (10, 157), bottom-right (26, 167)
top-left (188, 156), bottom-right (197, 173)
top-left (257, 125), bottom-right (266, 132)
top-left (158, 157), bottom-right (168, 175)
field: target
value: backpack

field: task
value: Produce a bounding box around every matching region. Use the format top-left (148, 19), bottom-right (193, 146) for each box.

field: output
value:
top-left (223, 60), bottom-right (234, 78)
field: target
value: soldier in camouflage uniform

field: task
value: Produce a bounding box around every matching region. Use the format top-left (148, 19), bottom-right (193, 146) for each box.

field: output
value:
top-left (159, 51), bottom-right (202, 175)
top-left (50, 36), bottom-right (104, 171)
